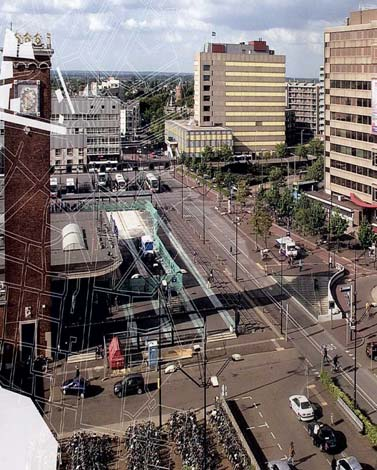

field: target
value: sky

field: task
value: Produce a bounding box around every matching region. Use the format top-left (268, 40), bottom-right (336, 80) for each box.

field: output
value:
top-left (0, 0), bottom-right (373, 77)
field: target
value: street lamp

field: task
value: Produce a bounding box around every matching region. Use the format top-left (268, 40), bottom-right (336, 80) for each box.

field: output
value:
top-left (353, 249), bottom-right (358, 408)
top-left (202, 178), bottom-right (206, 245)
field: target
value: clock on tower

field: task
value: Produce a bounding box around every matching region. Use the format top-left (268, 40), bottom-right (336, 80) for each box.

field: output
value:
top-left (14, 80), bottom-right (40, 116)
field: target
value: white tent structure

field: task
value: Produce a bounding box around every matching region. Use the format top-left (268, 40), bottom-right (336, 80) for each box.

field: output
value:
top-left (0, 386), bottom-right (58, 470)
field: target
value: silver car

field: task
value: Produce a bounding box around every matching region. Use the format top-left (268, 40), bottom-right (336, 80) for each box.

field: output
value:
top-left (336, 456), bottom-right (362, 470)
top-left (267, 460), bottom-right (292, 470)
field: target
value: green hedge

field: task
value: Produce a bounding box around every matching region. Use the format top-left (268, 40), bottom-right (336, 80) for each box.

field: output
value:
top-left (320, 371), bottom-right (377, 446)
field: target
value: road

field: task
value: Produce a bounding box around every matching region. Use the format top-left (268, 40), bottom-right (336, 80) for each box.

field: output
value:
top-left (155, 170), bottom-right (377, 423)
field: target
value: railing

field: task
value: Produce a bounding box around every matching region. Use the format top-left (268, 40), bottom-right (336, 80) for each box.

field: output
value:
top-left (337, 397), bottom-right (364, 433)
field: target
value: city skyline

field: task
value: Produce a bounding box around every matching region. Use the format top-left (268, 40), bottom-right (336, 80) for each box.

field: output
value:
top-left (0, 0), bottom-right (365, 77)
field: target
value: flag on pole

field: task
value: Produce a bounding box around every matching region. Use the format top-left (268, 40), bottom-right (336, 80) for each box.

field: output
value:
top-left (212, 31), bottom-right (216, 37)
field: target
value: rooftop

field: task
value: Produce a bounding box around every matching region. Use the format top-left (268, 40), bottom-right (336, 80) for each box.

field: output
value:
top-left (165, 120), bottom-right (231, 133)
top-left (50, 210), bottom-right (122, 279)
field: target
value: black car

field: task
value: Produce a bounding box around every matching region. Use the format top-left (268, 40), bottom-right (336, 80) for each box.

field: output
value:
top-left (308, 422), bottom-right (337, 452)
top-left (113, 373), bottom-right (145, 398)
top-left (60, 377), bottom-right (89, 398)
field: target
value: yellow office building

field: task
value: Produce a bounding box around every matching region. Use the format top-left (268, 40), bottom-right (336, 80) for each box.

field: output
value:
top-left (194, 40), bottom-right (286, 154)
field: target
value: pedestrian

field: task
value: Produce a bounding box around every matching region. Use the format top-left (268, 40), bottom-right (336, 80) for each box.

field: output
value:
top-left (331, 457), bottom-right (337, 470)
top-left (230, 245), bottom-right (233, 254)
top-left (207, 276), bottom-right (211, 289)
top-left (366, 302), bottom-right (371, 319)
top-left (75, 366), bottom-right (80, 378)
top-left (209, 268), bottom-right (214, 281)
top-left (95, 345), bottom-right (101, 359)
top-left (298, 259), bottom-right (303, 272)
top-left (288, 441), bottom-right (295, 465)
top-left (323, 346), bottom-right (329, 364)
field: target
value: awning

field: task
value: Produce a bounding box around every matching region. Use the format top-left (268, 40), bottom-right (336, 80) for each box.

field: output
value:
top-left (350, 193), bottom-right (377, 209)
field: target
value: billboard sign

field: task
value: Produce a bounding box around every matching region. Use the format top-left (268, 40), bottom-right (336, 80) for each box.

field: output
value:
top-left (372, 79), bottom-right (377, 134)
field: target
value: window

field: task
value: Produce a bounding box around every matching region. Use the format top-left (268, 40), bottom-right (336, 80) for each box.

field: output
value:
top-left (79, 159), bottom-right (84, 164)
top-left (67, 148), bottom-right (73, 156)
top-left (203, 75), bottom-right (210, 81)
top-left (67, 159), bottom-right (73, 165)
top-left (55, 149), bottom-right (62, 156)
top-left (203, 106), bottom-right (210, 112)
top-left (55, 160), bottom-right (61, 166)
top-left (203, 116), bottom-right (210, 122)
top-left (203, 85), bottom-right (210, 91)
top-left (203, 96), bottom-right (210, 101)
top-left (203, 64), bottom-right (210, 71)
top-left (256, 121), bottom-right (263, 126)
top-left (78, 148), bottom-right (84, 156)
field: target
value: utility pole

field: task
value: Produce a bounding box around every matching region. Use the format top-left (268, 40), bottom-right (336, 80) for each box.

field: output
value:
top-left (158, 281), bottom-right (162, 428)
top-left (181, 164), bottom-right (184, 218)
top-left (353, 249), bottom-right (357, 408)
top-left (203, 309), bottom-right (207, 470)
top-left (235, 205), bottom-right (239, 282)
top-left (202, 179), bottom-right (206, 245)
top-left (280, 257), bottom-right (283, 335)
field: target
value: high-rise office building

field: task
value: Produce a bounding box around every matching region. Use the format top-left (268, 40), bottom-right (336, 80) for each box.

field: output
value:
top-left (286, 81), bottom-right (320, 142)
top-left (319, 66), bottom-right (325, 135)
top-left (325, 8), bottom-right (377, 223)
top-left (194, 40), bottom-right (286, 154)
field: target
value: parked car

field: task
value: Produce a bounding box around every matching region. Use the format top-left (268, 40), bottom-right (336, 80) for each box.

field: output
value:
top-left (60, 377), bottom-right (89, 398)
top-left (113, 373), bottom-right (145, 398)
top-left (267, 461), bottom-right (293, 470)
top-left (366, 341), bottom-right (377, 360)
top-left (307, 422), bottom-right (337, 452)
top-left (289, 394), bottom-right (314, 421)
top-left (336, 456), bottom-right (362, 470)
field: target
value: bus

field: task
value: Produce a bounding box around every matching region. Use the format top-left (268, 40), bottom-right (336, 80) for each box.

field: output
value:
top-left (97, 172), bottom-right (107, 189)
top-left (115, 173), bottom-right (126, 190)
top-left (140, 235), bottom-right (154, 257)
top-left (145, 173), bottom-right (159, 192)
top-left (50, 177), bottom-right (58, 197)
top-left (66, 177), bottom-right (75, 193)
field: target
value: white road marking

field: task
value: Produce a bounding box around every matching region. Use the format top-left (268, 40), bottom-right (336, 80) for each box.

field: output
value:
top-left (270, 431), bottom-right (276, 440)
top-left (259, 411), bottom-right (264, 418)
top-left (277, 443), bottom-right (282, 450)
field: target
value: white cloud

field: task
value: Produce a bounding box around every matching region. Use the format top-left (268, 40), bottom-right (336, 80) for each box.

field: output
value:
top-left (87, 13), bottom-right (111, 32)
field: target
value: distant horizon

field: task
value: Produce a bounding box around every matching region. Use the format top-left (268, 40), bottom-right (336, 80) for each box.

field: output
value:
top-left (53, 70), bottom-right (318, 81)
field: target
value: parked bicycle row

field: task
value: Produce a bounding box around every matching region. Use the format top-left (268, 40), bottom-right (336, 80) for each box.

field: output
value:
top-left (209, 399), bottom-right (251, 470)
top-left (60, 431), bottom-right (115, 470)
top-left (125, 422), bottom-right (166, 470)
top-left (168, 410), bottom-right (219, 469)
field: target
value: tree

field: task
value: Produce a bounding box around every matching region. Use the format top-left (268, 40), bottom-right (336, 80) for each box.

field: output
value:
top-left (330, 209), bottom-right (348, 250)
top-left (250, 204), bottom-right (273, 248)
top-left (265, 184), bottom-right (280, 214)
top-left (201, 146), bottom-right (214, 162)
top-left (278, 187), bottom-right (294, 223)
top-left (295, 144), bottom-right (309, 160)
top-left (307, 200), bottom-right (326, 236)
top-left (218, 145), bottom-right (233, 162)
top-left (358, 220), bottom-right (375, 252)
top-left (307, 138), bottom-right (324, 157)
top-left (275, 143), bottom-right (288, 159)
top-left (293, 195), bottom-right (325, 235)
top-left (236, 180), bottom-right (248, 208)
top-left (268, 167), bottom-right (285, 186)
top-left (305, 156), bottom-right (324, 182)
